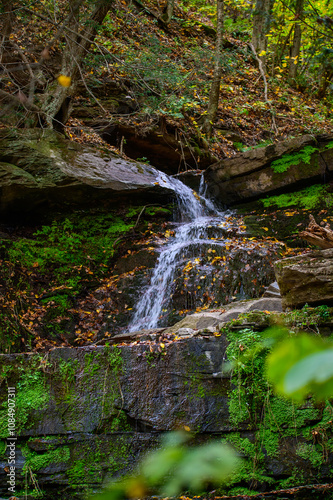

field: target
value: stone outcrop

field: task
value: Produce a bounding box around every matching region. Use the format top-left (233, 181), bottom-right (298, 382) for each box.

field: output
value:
top-left (0, 129), bottom-right (173, 216)
top-left (274, 248), bottom-right (333, 309)
top-left (0, 338), bottom-right (230, 497)
top-left (163, 297), bottom-right (283, 335)
top-left (263, 281), bottom-right (281, 298)
top-left (100, 121), bottom-right (215, 173)
top-left (0, 320), bottom-right (331, 498)
top-left (205, 134), bottom-right (333, 205)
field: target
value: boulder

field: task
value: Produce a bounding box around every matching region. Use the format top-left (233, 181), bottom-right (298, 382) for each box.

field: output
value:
top-left (164, 297), bottom-right (283, 334)
top-left (0, 129), bottom-right (173, 216)
top-left (274, 248), bottom-right (333, 309)
top-left (205, 134), bottom-right (333, 205)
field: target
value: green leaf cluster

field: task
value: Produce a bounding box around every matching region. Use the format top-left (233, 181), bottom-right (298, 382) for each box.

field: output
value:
top-left (266, 334), bottom-right (333, 401)
top-left (92, 431), bottom-right (240, 500)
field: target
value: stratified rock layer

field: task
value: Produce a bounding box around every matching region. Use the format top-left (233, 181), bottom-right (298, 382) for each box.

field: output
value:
top-left (1, 306), bottom-right (332, 499)
top-left (0, 129), bottom-right (172, 216)
top-left (205, 134), bottom-right (333, 205)
top-left (274, 248), bottom-right (333, 309)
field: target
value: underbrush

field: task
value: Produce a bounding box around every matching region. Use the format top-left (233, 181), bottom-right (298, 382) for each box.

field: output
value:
top-left (221, 308), bottom-right (333, 493)
top-left (0, 206), bottom-right (171, 353)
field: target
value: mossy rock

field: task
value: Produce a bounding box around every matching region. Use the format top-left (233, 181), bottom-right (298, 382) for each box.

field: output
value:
top-left (0, 129), bottom-right (172, 217)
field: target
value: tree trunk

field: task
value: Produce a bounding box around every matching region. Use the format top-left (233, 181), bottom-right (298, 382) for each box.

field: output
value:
top-left (202, 0), bottom-right (224, 139)
top-left (0, 0), bottom-right (15, 42)
top-left (317, 69), bottom-right (333, 98)
top-left (42, 0), bottom-right (113, 130)
top-left (288, 0), bottom-right (304, 81)
top-left (161, 0), bottom-right (175, 24)
top-left (252, 0), bottom-right (274, 69)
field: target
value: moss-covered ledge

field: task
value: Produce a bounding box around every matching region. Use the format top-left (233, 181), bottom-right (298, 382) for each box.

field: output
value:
top-left (1, 308), bottom-right (333, 498)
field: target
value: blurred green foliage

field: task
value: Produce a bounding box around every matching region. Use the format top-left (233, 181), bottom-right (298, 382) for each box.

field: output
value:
top-left (92, 431), bottom-right (240, 500)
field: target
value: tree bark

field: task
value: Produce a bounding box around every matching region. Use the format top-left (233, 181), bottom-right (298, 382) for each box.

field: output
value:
top-left (317, 69), bottom-right (333, 98)
top-left (202, 0), bottom-right (224, 138)
top-left (252, 0), bottom-right (274, 69)
top-left (0, 0), bottom-right (15, 42)
top-left (161, 0), bottom-right (175, 24)
top-left (288, 0), bottom-right (304, 81)
top-left (42, 0), bottom-right (113, 130)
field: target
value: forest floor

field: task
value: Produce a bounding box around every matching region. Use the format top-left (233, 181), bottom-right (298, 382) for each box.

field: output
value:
top-left (76, 0), bottom-right (332, 159)
top-left (2, 0), bottom-right (332, 160)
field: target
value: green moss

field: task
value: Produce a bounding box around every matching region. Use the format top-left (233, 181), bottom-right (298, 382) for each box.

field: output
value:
top-left (0, 357), bottom-right (49, 438)
top-left (287, 304), bottom-right (331, 326)
top-left (55, 358), bottom-right (80, 394)
top-left (270, 145), bottom-right (318, 173)
top-left (230, 310), bottom-right (274, 329)
top-left (261, 184), bottom-right (333, 210)
top-left (0, 439), bottom-right (6, 457)
top-left (67, 435), bottom-right (131, 489)
top-left (225, 327), bottom-right (269, 427)
top-left (222, 319), bottom-right (333, 493)
top-left (7, 214), bottom-right (133, 273)
top-left (296, 442), bottom-right (324, 467)
top-left (228, 487), bottom-right (260, 496)
top-left (227, 433), bottom-right (258, 459)
top-left (22, 443), bottom-right (70, 472)
top-left (278, 467), bottom-right (307, 488)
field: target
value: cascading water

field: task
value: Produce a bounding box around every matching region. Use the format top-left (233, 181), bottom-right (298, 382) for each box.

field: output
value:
top-left (128, 173), bottom-right (232, 332)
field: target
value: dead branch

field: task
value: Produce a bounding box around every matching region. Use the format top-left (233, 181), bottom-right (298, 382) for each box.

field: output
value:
top-left (299, 214), bottom-right (333, 249)
top-left (250, 43), bottom-right (278, 134)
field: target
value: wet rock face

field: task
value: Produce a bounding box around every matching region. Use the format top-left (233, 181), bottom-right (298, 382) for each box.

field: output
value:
top-left (119, 337), bottom-right (230, 432)
top-left (0, 338), bottom-right (231, 497)
top-left (205, 134), bottom-right (333, 205)
top-left (0, 129), bottom-right (173, 216)
top-left (0, 323), bottom-right (332, 499)
top-left (86, 220), bottom-right (283, 336)
top-left (274, 248), bottom-right (333, 309)
top-left (161, 241), bottom-right (282, 326)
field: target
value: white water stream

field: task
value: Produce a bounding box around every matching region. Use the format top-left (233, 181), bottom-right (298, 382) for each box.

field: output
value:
top-left (128, 173), bottom-right (231, 332)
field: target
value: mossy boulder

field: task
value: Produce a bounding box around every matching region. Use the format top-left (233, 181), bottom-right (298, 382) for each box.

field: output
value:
top-left (0, 129), bottom-right (173, 217)
top-left (205, 134), bottom-right (333, 205)
top-left (164, 297), bottom-right (282, 334)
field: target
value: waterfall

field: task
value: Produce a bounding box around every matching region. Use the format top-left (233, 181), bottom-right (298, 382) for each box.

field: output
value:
top-left (128, 173), bottom-right (231, 332)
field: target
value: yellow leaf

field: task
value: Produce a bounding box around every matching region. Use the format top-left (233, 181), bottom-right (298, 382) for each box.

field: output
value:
top-left (258, 50), bottom-right (266, 57)
top-left (57, 75), bottom-right (71, 87)
top-left (184, 425), bottom-right (191, 432)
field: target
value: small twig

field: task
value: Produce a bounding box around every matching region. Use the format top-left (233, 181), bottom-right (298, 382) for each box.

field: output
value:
top-left (134, 203), bottom-right (169, 229)
top-left (72, 52), bottom-right (109, 115)
top-left (250, 43), bottom-right (278, 135)
top-left (134, 204), bottom-right (152, 229)
top-left (120, 135), bottom-right (125, 156)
